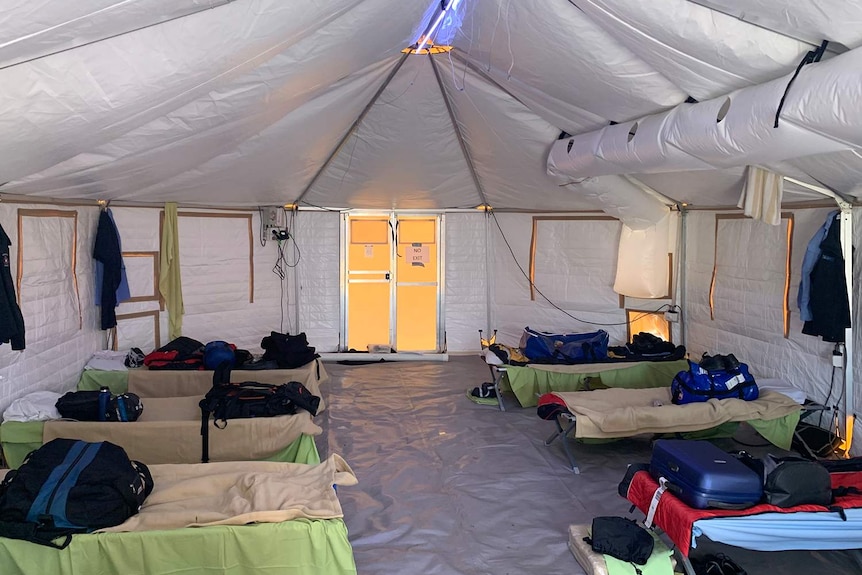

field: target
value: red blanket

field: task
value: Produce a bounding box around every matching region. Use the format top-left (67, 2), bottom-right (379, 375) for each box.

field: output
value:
top-left (624, 470), bottom-right (862, 556)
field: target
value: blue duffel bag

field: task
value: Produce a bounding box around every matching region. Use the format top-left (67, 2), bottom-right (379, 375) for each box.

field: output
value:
top-left (671, 357), bottom-right (758, 405)
top-left (519, 328), bottom-right (609, 363)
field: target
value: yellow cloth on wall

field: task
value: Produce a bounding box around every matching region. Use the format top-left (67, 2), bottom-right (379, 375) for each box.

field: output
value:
top-left (159, 202), bottom-right (184, 340)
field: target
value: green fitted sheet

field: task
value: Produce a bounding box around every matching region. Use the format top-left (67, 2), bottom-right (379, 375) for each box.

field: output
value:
top-left (0, 421), bottom-right (320, 470)
top-left (0, 517), bottom-right (355, 575)
top-left (78, 369), bottom-right (129, 393)
top-left (502, 359), bottom-right (688, 407)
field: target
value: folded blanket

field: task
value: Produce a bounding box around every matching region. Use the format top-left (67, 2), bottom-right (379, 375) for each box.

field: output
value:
top-left (553, 388), bottom-right (800, 439)
top-left (100, 454), bottom-right (357, 532)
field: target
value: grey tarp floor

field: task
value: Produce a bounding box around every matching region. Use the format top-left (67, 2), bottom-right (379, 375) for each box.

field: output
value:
top-left (318, 356), bottom-right (862, 575)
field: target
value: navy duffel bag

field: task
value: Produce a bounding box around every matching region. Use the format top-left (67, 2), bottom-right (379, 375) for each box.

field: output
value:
top-left (519, 328), bottom-right (609, 363)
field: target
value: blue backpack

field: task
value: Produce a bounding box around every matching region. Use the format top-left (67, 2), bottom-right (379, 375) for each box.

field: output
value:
top-left (204, 341), bottom-right (235, 370)
top-left (671, 357), bottom-right (758, 405)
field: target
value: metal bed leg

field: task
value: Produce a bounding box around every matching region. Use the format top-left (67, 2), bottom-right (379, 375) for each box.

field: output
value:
top-left (544, 415), bottom-right (579, 474)
top-left (679, 554), bottom-right (696, 575)
top-left (485, 365), bottom-right (506, 411)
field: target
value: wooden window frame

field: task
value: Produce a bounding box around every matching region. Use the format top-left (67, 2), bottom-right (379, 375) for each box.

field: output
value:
top-left (160, 211), bottom-right (254, 304)
top-left (122, 251), bottom-right (160, 303)
top-left (111, 310), bottom-right (161, 351)
top-left (626, 308), bottom-right (672, 344)
top-left (528, 215), bottom-right (618, 301)
top-left (709, 213), bottom-right (794, 338)
top-left (16, 209), bottom-right (82, 329)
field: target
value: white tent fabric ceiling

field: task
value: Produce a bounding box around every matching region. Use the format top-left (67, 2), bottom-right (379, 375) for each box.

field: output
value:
top-left (0, 0), bottom-right (861, 210)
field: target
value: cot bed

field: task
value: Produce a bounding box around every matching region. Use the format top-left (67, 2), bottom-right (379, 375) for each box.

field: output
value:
top-left (0, 455), bottom-right (358, 575)
top-left (484, 356), bottom-right (687, 410)
top-left (622, 468), bottom-right (862, 575)
top-left (0, 395), bottom-right (322, 469)
top-left (79, 358), bottom-right (328, 401)
top-left (541, 387), bottom-right (801, 473)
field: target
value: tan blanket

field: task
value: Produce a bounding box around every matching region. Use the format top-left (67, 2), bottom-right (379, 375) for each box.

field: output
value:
top-left (554, 388), bottom-right (800, 439)
top-left (128, 359), bottom-right (327, 411)
top-left (43, 396), bottom-right (322, 464)
top-left (98, 454), bottom-right (357, 533)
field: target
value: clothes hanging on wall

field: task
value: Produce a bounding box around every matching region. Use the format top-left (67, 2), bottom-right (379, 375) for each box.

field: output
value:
top-left (797, 210), bottom-right (838, 322)
top-left (801, 212), bottom-right (850, 342)
top-left (0, 223), bottom-right (25, 350)
top-left (160, 202), bottom-right (184, 340)
top-left (93, 209), bottom-right (127, 330)
top-left (94, 208), bottom-right (130, 308)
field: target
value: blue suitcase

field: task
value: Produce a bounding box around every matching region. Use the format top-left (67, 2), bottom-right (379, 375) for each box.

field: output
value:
top-left (649, 439), bottom-right (762, 509)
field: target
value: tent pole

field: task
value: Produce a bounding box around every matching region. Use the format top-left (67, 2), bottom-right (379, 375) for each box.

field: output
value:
top-left (839, 206), bottom-right (855, 454)
top-left (428, 54), bottom-right (488, 207)
top-left (782, 176), bottom-right (855, 205)
top-left (678, 206), bottom-right (688, 349)
top-left (293, 53), bottom-right (410, 206)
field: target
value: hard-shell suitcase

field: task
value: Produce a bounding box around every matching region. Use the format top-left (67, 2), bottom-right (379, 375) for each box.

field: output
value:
top-left (649, 439), bottom-right (762, 509)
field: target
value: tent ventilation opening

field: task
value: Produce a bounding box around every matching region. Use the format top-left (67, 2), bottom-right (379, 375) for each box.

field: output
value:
top-left (407, 0), bottom-right (465, 54)
top-left (716, 98), bottom-right (731, 123)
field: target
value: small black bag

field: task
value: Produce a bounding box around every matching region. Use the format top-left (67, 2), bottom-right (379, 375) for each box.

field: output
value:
top-left (584, 516), bottom-right (654, 566)
top-left (55, 388), bottom-right (143, 422)
top-left (0, 439), bottom-right (153, 549)
top-left (260, 331), bottom-right (318, 369)
top-left (763, 457), bottom-right (832, 507)
top-left (737, 453), bottom-right (833, 507)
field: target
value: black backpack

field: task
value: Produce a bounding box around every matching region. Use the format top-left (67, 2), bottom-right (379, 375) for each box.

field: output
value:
top-left (260, 331), bottom-right (318, 369)
top-left (0, 439), bottom-right (153, 548)
top-left (198, 362), bottom-right (321, 462)
top-left (56, 387), bottom-right (143, 422)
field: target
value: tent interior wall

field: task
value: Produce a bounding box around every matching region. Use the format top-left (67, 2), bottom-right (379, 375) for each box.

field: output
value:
top-left (0, 203), bottom-right (858, 450)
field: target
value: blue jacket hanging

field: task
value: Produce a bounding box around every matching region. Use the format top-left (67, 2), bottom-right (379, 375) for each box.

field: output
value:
top-left (93, 210), bottom-right (129, 330)
top-left (801, 213), bottom-right (850, 343)
top-left (797, 210), bottom-right (837, 322)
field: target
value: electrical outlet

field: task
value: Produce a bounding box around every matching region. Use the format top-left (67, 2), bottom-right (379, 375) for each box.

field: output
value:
top-left (833, 351), bottom-right (844, 368)
top-left (262, 206), bottom-right (285, 230)
top-left (664, 311), bottom-right (680, 323)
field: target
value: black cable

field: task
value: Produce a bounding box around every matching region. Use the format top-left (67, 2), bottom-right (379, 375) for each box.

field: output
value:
top-left (489, 211), bottom-right (674, 327)
top-left (299, 200), bottom-right (344, 212)
top-left (279, 272), bottom-right (286, 333)
top-left (774, 40), bottom-right (828, 128)
top-left (283, 209), bottom-right (301, 268)
top-left (819, 364), bottom-right (838, 428)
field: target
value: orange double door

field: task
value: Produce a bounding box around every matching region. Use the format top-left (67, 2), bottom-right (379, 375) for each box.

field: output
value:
top-left (344, 214), bottom-right (442, 353)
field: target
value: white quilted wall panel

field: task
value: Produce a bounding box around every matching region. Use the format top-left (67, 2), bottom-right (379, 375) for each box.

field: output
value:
top-left (684, 208), bottom-right (839, 402)
top-left (295, 211), bottom-right (341, 352)
top-left (110, 207), bottom-right (292, 354)
top-left (444, 214), bottom-right (488, 352)
top-left (490, 213), bottom-right (628, 347)
top-left (0, 204), bottom-right (102, 417)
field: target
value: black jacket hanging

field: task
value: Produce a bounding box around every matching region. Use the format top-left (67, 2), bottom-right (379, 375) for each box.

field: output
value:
top-left (93, 210), bottom-right (123, 330)
top-left (802, 214), bottom-right (851, 343)
top-left (0, 224), bottom-right (25, 350)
